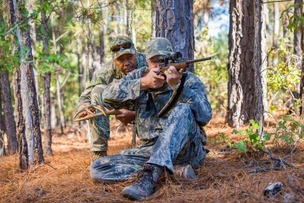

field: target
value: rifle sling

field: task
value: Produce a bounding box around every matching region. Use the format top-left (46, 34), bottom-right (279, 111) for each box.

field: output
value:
top-left (157, 72), bottom-right (188, 117)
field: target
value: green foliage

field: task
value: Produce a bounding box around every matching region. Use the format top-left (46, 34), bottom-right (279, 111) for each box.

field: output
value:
top-left (281, 2), bottom-right (304, 32)
top-left (267, 115), bottom-right (304, 146)
top-left (267, 37), bottom-right (301, 111)
top-left (268, 38), bottom-right (301, 92)
top-left (229, 120), bottom-right (266, 153)
top-left (229, 116), bottom-right (304, 156)
top-left (209, 132), bottom-right (228, 144)
top-left (194, 30), bottom-right (228, 114)
top-left (0, 37), bottom-right (19, 72)
top-left (35, 44), bottom-right (72, 74)
top-left (0, 20), bottom-right (19, 72)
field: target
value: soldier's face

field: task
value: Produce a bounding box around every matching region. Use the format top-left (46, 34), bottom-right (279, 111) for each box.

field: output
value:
top-left (114, 53), bottom-right (137, 75)
top-left (147, 55), bottom-right (164, 71)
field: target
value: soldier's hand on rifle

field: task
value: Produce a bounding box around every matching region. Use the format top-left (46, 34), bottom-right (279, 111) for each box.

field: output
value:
top-left (164, 66), bottom-right (183, 89)
top-left (115, 109), bottom-right (136, 126)
top-left (141, 67), bottom-right (165, 90)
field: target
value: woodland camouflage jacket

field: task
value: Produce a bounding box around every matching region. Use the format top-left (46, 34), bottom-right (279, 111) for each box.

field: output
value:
top-left (102, 67), bottom-right (212, 143)
top-left (77, 52), bottom-right (147, 106)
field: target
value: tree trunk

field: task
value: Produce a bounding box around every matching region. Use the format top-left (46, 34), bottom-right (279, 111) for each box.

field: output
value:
top-left (294, 0), bottom-right (302, 62)
top-left (125, 0), bottom-right (130, 35)
top-left (0, 71), bottom-right (18, 154)
top-left (56, 71), bottom-right (66, 135)
top-left (154, 0), bottom-right (195, 71)
top-left (239, 1), bottom-right (256, 125)
top-left (88, 21), bottom-right (94, 81)
top-left (80, 35), bottom-right (87, 92)
top-left (228, 0), bottom-right (262, 128)
top-left (24, 0), bottom-right (44, 164)
top-left (227, 0), bottom-right (244, 128)
top-left (0, 4), bottom-right (4, 156)
top-left (51, 13), bottom-right (66, 134)
top-left (8, 0), bottom-right (28, 169)
top-left (26, 0), bottom-right (39, 104)
top-left (253, 0), bottom-right (267, 136)
top-left (25, 30), bottom-right (44, 164)
top-left (41, 0), bottom-right (53, 155)
top-left (151, 0), bottom-right (157, 38)
top-left (228, 0), bottom-right (267, 128)
top-left (10, 0), bottom-right (43, 165)
top-left (296, 0), bottom-right (304, 116)
top-left (272, 2), bottom-right (279, 67)
top-left (0, 85), bottom-right (5, 156)
top-left (14, 67), bottom-right (28, 170)
top-left (43, 71), bottom-right (52, 155)
top-left (97, 1), bottom-right (105, 64)
top-left (99, 30), bottom-right (105, 64)
top-left (2, 0), bottom-right (18, 155)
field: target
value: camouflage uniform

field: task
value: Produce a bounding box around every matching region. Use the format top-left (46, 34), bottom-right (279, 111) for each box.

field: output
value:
top-left (90, 65), bottom-right (212, 182)
top-left (77, 37), bottom-right (147, 153)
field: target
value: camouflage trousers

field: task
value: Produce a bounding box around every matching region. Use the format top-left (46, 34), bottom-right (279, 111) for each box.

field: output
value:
top-left (89, 85), bottom-right (110, 152)
top-left (90, 103), bottom-right (207, 183)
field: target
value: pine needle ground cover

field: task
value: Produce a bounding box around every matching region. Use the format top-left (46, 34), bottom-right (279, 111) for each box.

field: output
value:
top-left (1, 116), bottom-right (303, 203)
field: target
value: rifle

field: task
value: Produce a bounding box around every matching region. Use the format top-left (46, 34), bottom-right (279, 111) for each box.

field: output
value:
top-left (73, 53), bottom-right (216, 121)
top-left (73, 96), bottom-right (121, 122)
top-left (155, 52), bottom-right (216, 117)
top-left (155, 52), bottom-right (215, 75)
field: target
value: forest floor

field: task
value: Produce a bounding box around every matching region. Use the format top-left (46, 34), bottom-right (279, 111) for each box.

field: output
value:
top-left (1, 114), bottom-right (304, 203)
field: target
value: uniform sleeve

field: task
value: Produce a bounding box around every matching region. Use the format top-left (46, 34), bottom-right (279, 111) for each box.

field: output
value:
top-left (177, 73), bottom-right (212, 126)
top-left (102, 68), bottom-right (146, 109)
top-left (77, 61), bottom-right (115, 107)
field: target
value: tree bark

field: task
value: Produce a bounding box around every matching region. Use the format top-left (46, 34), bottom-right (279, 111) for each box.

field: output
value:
top-left (8, 0), bottom-right (28, 169)
top-left (56, 72), bottom-right (66, 135)
top-left (239, 1), bottom-right (256, 125)
top-left (0, 71), bottom-right (18, 154)
top-left (227, 0), bottom-right (244, 128)
top-left (253, 0), bottom-right (267, 136)
top-left (0, 84), bottom-right (5, 156)
top-left (272, 2), bottom-right (279, 67)
top-left (294, 0), bottom-right (302, 60)
top-left (25, 27), bottom-right (44, 164)
top-left (151, 0), bottom-right (157, 38)
top-left (228, 0), bottom-right (267, 128)
top-left (14, 67), bottom-right (28, 170)
top-left (88, 21), bottom-right (94, 81)
top-left (154, 0), bottom-right (195, 71)
top-left (0, 4), bottom-right (4, 157)
top-left (10, 0), bottom-right (44, 165)
top-left (41, 0), bottom-right (53, 155)
top-left (99, 30), bottom-right (105, 64)
top-left (296, 0), bottom-right (304, 116)
top-left (51, 13), bottom-right (66, 134)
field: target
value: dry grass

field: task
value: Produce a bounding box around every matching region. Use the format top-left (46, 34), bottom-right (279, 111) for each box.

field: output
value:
top-left (1, 116), bottom-right (304, 203)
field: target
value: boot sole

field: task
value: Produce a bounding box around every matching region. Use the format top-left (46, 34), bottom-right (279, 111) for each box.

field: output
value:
top-left (122, 187), bottom-right (146, 201)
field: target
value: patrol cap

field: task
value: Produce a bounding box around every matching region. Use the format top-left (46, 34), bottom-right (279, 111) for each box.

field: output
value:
top-left (146, 37), bottom-right (174, 59)
top-left (110, 36), bottom-right (136, 59)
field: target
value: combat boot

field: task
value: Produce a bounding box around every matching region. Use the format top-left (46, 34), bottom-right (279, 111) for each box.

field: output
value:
top-left (122, 164), bottom-right (162, 200)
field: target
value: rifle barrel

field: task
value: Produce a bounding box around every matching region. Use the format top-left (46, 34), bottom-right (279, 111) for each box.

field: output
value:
top-left (185, 56), bottom-right (212, 64)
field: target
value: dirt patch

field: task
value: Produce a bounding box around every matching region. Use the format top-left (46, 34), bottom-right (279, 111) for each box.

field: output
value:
top-left (0, 117), bottom-right (304, 202)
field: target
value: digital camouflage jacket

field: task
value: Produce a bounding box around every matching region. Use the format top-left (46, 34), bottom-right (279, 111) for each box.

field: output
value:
top-left (102, 67), bottom-right (212, 143)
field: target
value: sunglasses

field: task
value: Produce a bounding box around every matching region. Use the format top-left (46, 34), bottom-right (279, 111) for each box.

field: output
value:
top-left (111, 42), bottom-right (132, 52)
